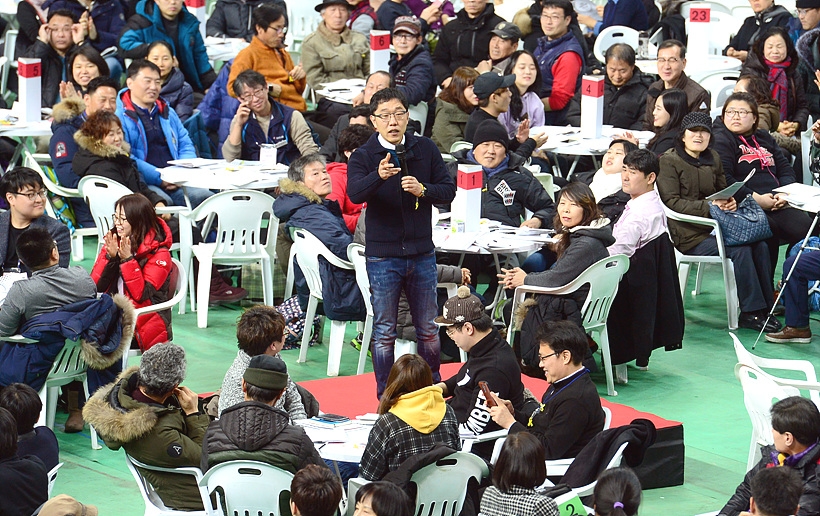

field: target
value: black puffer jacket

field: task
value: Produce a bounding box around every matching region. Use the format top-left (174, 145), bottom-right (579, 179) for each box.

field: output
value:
top-left (160, 68), bottom-right (194, 123)
top-left (741, 46), bottom-right (809, 130)
top-left (200, 401), bottom-right (326, 473)
top-left (725, 4), bottom-right (792, 52)
top-left (205, 0), bottom-right (286, 41)
top-left (447, 148), bottom-right (556, 228)
top-left (797, 27), bottom-right (820, 123)
top-left (566, 67), bottom-right (654, 130)
top-left (719, 444), bottom-right (820, 516)
top-left (432, 4), bottom-right (504, 86)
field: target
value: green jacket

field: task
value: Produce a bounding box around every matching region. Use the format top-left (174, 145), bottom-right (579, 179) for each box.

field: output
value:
top-left (83, 368), bottom-right (211, 511)
top-left (431, 99), bottom-right (470, 154)
top-left (301, 23), bottom-right (369, 95)
top-left (657, 146), bottom-right (727, 253)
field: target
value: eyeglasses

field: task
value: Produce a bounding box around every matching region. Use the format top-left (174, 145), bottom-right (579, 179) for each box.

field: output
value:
top-left (725, 109), bottom-right (753, 118)
top-left (371, 110), bottom-right (408, 121)
top-left (656, 57), bottom-right (681, 64)
top-left (393, 33), bottom-right (417, 41)
top-left (797, 8), bottom-right (817, 15)
top-left (267, 25), bottom-right (287, 34)
top-left (445, 325), bottom-right (462, 337)
top-left (540, 14), bottom-right (564, 21)
top-left (12, 190), bottom-right (47, 201)
top-left (239, 87), bottom-right (268, 102)
top-left (538, 351), bottom-right (560, 363)
top-left (112, 213), bottom-right (127, 223)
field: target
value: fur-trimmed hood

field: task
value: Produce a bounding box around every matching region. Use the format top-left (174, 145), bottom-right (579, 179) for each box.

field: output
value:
top-left (51, 97), bottom-right (86, 124)
top-left (81, 293), bottom-right (136, 370)
top-left (82, 366), bottom-right (175, 446)
top-left (74, 131), bottom-right (131, 158)
top-left (277, 178), bottom-right (323, 204)
top-left (797, 27), bottom-right (820, 68)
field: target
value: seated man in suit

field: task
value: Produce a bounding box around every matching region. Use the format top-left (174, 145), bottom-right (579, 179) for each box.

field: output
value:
top-left (0, 227), bottom-right (97, 430)
top-left (489, 320), bottom-right (605, 460)
top-left (201, 355), bottom-right (325, 473)
top-left (0, 168), bottom-right (71, 273)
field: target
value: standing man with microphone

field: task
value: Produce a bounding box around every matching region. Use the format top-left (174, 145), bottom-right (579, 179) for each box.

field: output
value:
top-left (348, 88), bottom-right (456, 398)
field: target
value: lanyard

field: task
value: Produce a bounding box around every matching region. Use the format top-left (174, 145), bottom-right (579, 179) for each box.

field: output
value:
top-left (528, 368), bottom-right (590, 427)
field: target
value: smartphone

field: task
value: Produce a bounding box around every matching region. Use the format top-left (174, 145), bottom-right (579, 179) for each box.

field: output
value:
top-left (521, 113), bottom-right (529, 121)
top-left (317, 413), bottom-right (350, 423)
top-left (479, 381), bottom-right (496, 407)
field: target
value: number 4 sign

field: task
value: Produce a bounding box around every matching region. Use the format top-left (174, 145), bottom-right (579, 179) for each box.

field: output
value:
top-left (580, 75), bottom-right (604, 139)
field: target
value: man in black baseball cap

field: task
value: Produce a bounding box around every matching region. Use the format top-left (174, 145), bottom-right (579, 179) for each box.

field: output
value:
top-left (201, 355), bottom-right (326, 473)
top-left (477, 21), bottom-right (523, 74)
top-left (465, 72), bottom-right (547, 154)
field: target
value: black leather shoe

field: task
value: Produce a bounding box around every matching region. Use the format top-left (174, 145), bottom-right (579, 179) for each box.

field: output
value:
top-left (739, 312), bottom-right (782, 332)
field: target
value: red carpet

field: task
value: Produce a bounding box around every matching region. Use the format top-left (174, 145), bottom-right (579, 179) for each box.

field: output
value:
top-left (299, 362), bottom-right (681, 429)
top-left (299, 363), bottom-right (685, 489)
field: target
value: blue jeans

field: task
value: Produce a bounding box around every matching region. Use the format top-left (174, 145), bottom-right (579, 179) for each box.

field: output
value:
top-left (147, 184), bottom-right (213, 209)
top-left (782, 251), bottom-right (820, 327)
top-left (687, 236), bottom-right (772, 313)
top-left (366, 250), bottom-right (440, 398)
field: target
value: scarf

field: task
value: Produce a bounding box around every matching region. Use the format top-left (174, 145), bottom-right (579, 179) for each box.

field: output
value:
top-left (766, 57), bottom-right (791, 122)
top-left (771, 442), bottom-right (818, 468)
top-left (467, 150), bottom-right (509, 178)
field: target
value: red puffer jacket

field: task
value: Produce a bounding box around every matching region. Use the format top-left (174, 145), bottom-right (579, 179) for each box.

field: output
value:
top-left (91, 218), bottom-right (173, 351)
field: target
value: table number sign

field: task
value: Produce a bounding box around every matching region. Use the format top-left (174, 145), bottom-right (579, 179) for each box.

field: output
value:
top-left (580, 75), bottom-right (604, 139)
top-left (185, 0), bottom-right (207, 41)
top-left (687, 3), bottom-right (711, 57)
top-left (17, 58), bottom-right (41, 123)
top-left (370, 30), bottom-right (391, 74)
top-left (452, 164), bottom-right (482, 232)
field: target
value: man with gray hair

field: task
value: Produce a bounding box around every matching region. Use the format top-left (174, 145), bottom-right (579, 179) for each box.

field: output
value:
top-left (83, 343), bottom-right (210, 512)
top-left (222, 69), bottom-right (319, 165)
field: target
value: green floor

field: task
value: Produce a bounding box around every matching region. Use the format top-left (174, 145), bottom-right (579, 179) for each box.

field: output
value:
top-left (47, 241), bottom-right (820, 515)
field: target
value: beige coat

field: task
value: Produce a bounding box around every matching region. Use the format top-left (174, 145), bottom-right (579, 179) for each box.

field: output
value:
top-left (301, 22), bottom-right (369, 95)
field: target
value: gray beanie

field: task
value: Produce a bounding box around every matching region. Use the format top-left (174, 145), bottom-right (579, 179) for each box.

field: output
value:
top-left (139, 343), bottom-right (187, 396)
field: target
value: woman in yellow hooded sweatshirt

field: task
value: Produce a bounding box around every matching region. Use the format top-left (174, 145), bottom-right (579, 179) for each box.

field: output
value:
top-left (359, 354), bottom-right (461, 481)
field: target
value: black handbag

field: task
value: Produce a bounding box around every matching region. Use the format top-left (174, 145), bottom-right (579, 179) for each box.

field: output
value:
top-left (708, 194), bottom-right (773, 246)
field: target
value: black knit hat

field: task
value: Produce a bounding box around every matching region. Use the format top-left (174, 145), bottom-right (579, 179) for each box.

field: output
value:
top-left (244, 355), bottom-right (289, 390)
top-left (679, 112), bottom-right (712, 135)
top-left (472, 120), bottom-right (510, 151)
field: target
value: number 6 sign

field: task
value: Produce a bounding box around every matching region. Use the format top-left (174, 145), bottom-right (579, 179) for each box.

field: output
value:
top-left (370, 30), bottom-right (391, 74)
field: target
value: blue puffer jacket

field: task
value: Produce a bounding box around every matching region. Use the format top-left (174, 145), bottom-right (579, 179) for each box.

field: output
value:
top-left (199, 60), bottom-right (240, 159)
top-left (0, 294), bottom-right (134, 391)
top-left (273, 178), bottom-right (366, 322)
top-left (118, 0), bottom-right (215, 92)
top-left (43, 0), bottom-right (126, 54)
top-left (161, 67), bottom-right (194, 122)
top-left (116, 88), bottom-right (197, 186)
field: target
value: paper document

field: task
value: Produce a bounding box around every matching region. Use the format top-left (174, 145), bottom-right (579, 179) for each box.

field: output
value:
top-left (167, 158), bottom-right (226, 168)
top-left (706, 169), bottom-right (756, 201)
top-left (0, 272), bottom-right (27, 305)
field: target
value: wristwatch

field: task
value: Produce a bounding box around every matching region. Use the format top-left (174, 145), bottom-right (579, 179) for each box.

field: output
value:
top-left (419, 183), bottom-right (427, 198)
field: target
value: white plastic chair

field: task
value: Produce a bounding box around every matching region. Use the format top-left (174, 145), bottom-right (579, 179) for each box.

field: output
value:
top-left (449, 140), bottom-right (472, 154)
top-left (695, 70), bottom-right (740, 110)
top-left (734, 363), bottom-right (799, 471)
top-left (346, 243), bottom-right (377, 375)
top-left (1, 29), bottom-right (16, 101)
top-left (125, 453), bottom-right (208, 516)
top-left (47, 462), bottom-right (63, 497)
top-left (198, 460), bottom-right (294, 516)
top-left (662, 204), bottom-right (739, 330)
top-left (506, 255), bottom-right (630, 396)
top-left (411, 452), bottom-right (490, 516)
top-left (28, 337), bottom-right (100, 450)
top-left (290, 228), bottom-right (360, 376)
top-left (122, 258), bottom-right (189, 369)
top-left (181, 190), bottom-right (277, 328)
top-left (731, 332), bottom-right (820, 406)
top-left (593, 26), bottom-right (639, 64)
top-left (78, 174), bottom-right (134, 252)
top-left (408, 102), bottom-right (429, 135)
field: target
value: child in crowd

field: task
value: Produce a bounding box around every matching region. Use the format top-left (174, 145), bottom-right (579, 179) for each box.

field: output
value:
top-left (0, 383), bottom-right (59, 471)
top-left (290, 464), bottom-right (344, 516)
top-left (592, 468), bottom-right (642, 516)
top-left (218, 305), bottom-right (308, 419)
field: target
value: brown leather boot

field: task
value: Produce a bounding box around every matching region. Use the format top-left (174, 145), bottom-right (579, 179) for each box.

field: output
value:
top-left (65, 390), bottom-right (84, 433)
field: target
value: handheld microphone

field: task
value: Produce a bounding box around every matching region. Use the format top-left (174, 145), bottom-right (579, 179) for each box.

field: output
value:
top-left (395, 143), bottom-right (409, 177)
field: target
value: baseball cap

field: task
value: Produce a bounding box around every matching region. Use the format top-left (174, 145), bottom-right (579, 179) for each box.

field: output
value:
top-left (393, 16), bottom-right (422, 36)
top-left (491, 21), bottom-right (522, 41)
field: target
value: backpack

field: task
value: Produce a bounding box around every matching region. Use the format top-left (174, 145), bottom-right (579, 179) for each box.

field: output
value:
top-left (42, 165), bottom-right (80, 232)
top-left (276, 295), bottom-right (323, 350)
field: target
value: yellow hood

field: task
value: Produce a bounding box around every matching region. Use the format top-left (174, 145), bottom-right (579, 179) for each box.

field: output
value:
top-left (389, 386), bottom-right (447, 434)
